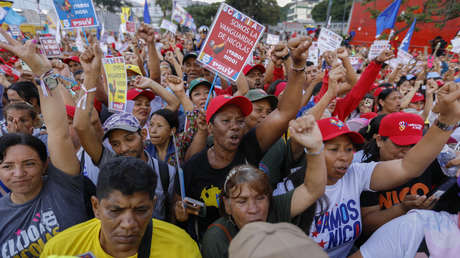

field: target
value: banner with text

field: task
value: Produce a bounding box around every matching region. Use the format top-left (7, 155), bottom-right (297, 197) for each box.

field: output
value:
top-left (197, 3), bottom-right (265, 82)
top-left (39, 36), bottom-right (61, 57)
top-left (307, 41), bottom-right (319, 65)
top-left (160, 19), bottom-right (177, 34)
top-left (368, 40), bottom-right (389, 61)
top-left (52, 0), bottom-right (99, 29)
top-left (317, 28), bottom-right (342, 56)
top-left (102, 57), bottom-right (128, 113)
top-left (266, 33), bottom-right (279, 45)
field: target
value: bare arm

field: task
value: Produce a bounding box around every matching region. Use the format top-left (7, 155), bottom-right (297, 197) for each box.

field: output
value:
top-left (137, 23), bottom-right (161, 83)
top-left (134, 76), bottom-right (180, 111)
top-left (400, 80), bottom-right (422, 109)
top-left (233, 72), bottom-right (249, 97)
top-left (337, 47), bottom-right (358, 87)
top-left (166, 75), bottom-right (194, 112)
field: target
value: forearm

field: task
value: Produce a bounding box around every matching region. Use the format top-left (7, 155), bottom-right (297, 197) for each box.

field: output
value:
top-left (400, 88), bottom-right (417, 109)
top-left (147, 42), bottom-right (161, 83)
top-left (234, 75), bottom-right (249, 97)
top-left (174, 48), bottom-right (183, 64)
top-left (149, 80), bottom-right (179, 111)
top-left (278, 67), bottom-right (305, 118)
top-left (387, 68), bottom-right (401, 84)
top-left (263, 61), bottom-right (275, 84)
top-left (184, 130), bottom-right (208, 162)
top-left (421, 94), bottom-right (433, 120)
top-left (171, 58), bottom-right (183, 79)
top-left (176, 91), bottom-right (194, 112)
top-left (361, 205), bottom-right (405, 236)
top-left (341, 57), bottom-right (358, 86)
top-left (310, 82), bottom-right (336, 120)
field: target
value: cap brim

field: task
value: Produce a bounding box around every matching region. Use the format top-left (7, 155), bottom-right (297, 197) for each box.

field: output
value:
top-left (389, 135), bottom-right (422, 146)
top-left (206, 96), bottom-right (253, 123)
top-left (323, 130), bottom-right (365, 145)
top-left (103, 125), bottom-right (139, 139)
top-left (183, 53), bottom-right (198, 64)
top-left (251, 95), bottom-right (278, 109)
top-left (190, 81), bottom-right (212, 93)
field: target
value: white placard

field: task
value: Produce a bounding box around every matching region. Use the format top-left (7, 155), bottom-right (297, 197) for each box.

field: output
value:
top-left (9, 25), bottom-right (21, 37)
top-left (349, 56), bottom-right (363, 71)
top-left (397, 49), bottom-right (413, 65)
top-left (368, 40), bottom-right (390, 61)
top-left (266, 34), bottom-right (280, 45)
top-left (160, 19), bottom-right (178, 34)
top-left (317, 28), bottom-right (342, 56)
top-left (451, 38), bottom-right (460, 54)
top-left (307, 41), bottom-right (319, 65)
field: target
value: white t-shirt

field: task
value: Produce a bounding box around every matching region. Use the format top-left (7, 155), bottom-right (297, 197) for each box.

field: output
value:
top-left (309, 162), bottom-right (377, 258)
top-left (360, 210), bottom-right (460, 258)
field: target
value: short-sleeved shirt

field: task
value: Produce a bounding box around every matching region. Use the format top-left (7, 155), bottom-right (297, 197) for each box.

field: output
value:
top-left (258, 138), bottom-right (287, 188)
top-left (309, 162), bottom-right (377, 258)
top-left (40, 218), bottom-right (202, 258)
top-left (180, 128), bottom-right (264, 241)
top-left (0, 164), bottom-right (88, 258)
top-left (201, 190), bottom-right (294, 258)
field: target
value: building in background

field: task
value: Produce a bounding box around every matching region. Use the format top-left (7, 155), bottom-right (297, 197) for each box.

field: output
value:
top-left (286, 0), bottom-right (320, 24)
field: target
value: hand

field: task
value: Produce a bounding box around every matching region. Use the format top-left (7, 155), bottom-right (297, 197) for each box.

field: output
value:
top-left (197, 109), bottom-right (207, 132)
top-left (400, 194), bottom-right (438, 213)
top-left (174, 200), bottom-right (200, 222)
top-left (164, 51), bottom-right (176, 63)
top-left (51, 59), bottom-right (72, 78)
top-left (336, 47), bottom-right (348, 60)
top-left (414, 80), bottom-right (423, 89)
top-left (375, 49), bottom-right (395, 63)
top-left (137, 23), bottom-right (155, 44)
top-left (0, 29), bottom-right (51, 76)
top-left (446, 151), bottom-right (460, 177)
top-left (329, 65), bottom-right (346, 82)
top-left (165, 75), bottom-right (184, 93)
top-left (426, 79), bottom-right (438, 95)
top-left (323, 51), bottom-right (339, 67)
top-left (288, 114), bottom-right (323, 153)
top-left (288, 36), bottom-right (312, 67)
top-left (19, 71), bottom-right (35, 82)
top-left (433, 82), bottom-right (460, 124)
top-left (79, 42), bottom-right (103, 79)
top-left (133, 76), bottom-right (154, 90)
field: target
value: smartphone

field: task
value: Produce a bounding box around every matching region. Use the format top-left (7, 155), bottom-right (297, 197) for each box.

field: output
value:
top-left (183, 197), bottom-right (204, 208)
top-left (429, 177), bottom-right (457, 199)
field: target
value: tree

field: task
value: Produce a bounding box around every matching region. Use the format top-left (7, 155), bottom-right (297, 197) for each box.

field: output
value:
top-left (225, 0), bottom-right (281, 25)
top-left (311, 0), bottom-right (352, 23)
top-left (156, 0), bottom-right (172, 18)
top-left (93, 0), bottom-right (131, 13)
top-left (186, 3), bottom-right (220, 27)
top-left (362, 0), bottom-right (460, 37)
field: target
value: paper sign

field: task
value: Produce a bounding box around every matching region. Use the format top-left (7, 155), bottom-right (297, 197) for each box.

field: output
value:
top-left (307, 41), bottom-right (319, 65)
top-left (349, 56), bottom-right (363, 71)
top-left (20, 24), bottom-right (36, 39)
top-left (451, 38), bottom-right (460, 54)
top-left (397, 49), bottom-right (413, 65)
top-left (317, 28), bottom-right (342, 55)
top-left (197, 3), bottom-right (265, 82)
top-left (102, 57), bottom-right (128, 113)
top-left (9, 25), bottom-right (21, 37)
top-left (39, 36), bottom-right (61, 57)
top-left (126, 21), bottom-right (136, 33)
top-left (160, 19), bottom-right (177, 34)
top-left (52, 0), bottom-right (99, 29)
top-left (368, 40), bottom-right (389, 61)
top-left (266, 34), bottom-right (279, 45)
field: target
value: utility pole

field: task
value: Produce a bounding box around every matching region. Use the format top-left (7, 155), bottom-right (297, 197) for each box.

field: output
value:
top-left (326, 0), bottom-right (333, 28)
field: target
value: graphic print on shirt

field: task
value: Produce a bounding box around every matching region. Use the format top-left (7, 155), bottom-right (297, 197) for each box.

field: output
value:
top-left (78, 252), bottom-right (96, 258)
top-left (310, 199), bottom-right (361, 250)
top-left (378, 183), bottom-right (429, 209)
top-left (200, 186), bottom-right (221, 208)
top-left (1, 210), bottom-right (60, 258)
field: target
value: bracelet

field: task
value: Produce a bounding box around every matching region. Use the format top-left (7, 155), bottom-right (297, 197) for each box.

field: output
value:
top-left (282, 52), bottom-right (290, 61)
top-left (291, 64), bottom-right (306, 72)
top-left (304, 143), bottom-right (324, 156)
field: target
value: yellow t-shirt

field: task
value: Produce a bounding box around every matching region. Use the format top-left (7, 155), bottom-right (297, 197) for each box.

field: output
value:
top-left (40, 218), bottom-right (201, 258)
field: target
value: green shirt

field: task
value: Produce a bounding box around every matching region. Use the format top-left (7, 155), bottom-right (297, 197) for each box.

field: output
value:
top-left (201, 190), bottom-right (294, 258)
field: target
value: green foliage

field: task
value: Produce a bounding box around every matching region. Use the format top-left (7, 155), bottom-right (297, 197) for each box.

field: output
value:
top-left (225, 0), bottom-right (281, 25)
top-left (186, 3), bottom-right (220, 27)
top-left (93, 0), bottom-right (131, 12)
top-left (156, 0), bottom-right (172, 18)
top-left (311, 0), bottom-right (352, 22)
top-left (280, 5), bottom-right (290, 22)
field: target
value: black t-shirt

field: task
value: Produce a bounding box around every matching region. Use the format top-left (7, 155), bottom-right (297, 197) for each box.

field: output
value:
top-left (178, 128), bottom-right (264, 242)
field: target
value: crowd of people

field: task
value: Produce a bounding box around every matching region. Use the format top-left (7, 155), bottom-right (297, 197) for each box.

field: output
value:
top-left (0, 21), bottom-right (459, 258)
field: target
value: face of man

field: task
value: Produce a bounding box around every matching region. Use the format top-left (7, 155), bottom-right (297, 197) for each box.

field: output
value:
top-left (6, 108), bottom-right (35, 135)
top-left (246, 69), bottom-right (264, 89)
top-left (209, 105), bottom-right (246, 152)
top-left (245, 99), bottom-right (272, 130)
top-left (108, 130), bottom-right (145, 159)
top-left (91, 190), bottom-right (155, 257)
top-left (68, 60), bottom-right (82, 74)
top-left (183, 57), bottom-right (202, 83)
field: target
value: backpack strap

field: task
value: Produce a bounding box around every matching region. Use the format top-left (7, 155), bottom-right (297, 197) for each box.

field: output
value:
top-left (137, 220), bottom-right (153, 258)
top-left (208, 223), bottom-right (233, 242)
top-left (154, 158), bottom-right (172, 221)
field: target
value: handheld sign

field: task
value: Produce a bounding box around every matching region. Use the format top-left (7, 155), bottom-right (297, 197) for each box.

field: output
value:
top-left (307, 41), bottom-right (319, 65)
top-left (451, 38), bottom-right (460, 54)
top-left (39, 36), bottom-right (62, 58)
top-left (197, 3), bottom-right (265, 82)
top-left (52, 0), bottom-right (99, 29)
top-left (126, 21), bottom-right (136, 33)
top-left (317, 28), bottom-right (342, 56)
top-left (427, 42), bottom-right (441, 69)
top-left (102, 57), bottom-right (128, 113)
top-left (266, 34), bottom-right (280, 45)
top-left (368, 40), bottom-right (390, 61)
top-left (160, 19), bottom-right (178, 34)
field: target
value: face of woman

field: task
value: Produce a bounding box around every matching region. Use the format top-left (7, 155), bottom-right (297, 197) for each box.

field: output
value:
top-left (190, 85), bottom-right (210, 110)
top-left (0, 145), bottom-right (45, 202)
top-left (324, 135), bottom-right (354, 185)
top-left (377, 137), bottom-right (413, 161)
top-left (399, 81), bottom-right (411, 95)
top-left (160, 62), bottom-right (172, 86)
top-left (224, 183), bottom-right (270, 229)
top-left (132, 95), bottom-right (151, 125)
top-left (148, 114), bottom-right (172, 146)
top-left (245, 100), bottom-right (272, 130)
top-left (380, 91), bottom-right (401, 114)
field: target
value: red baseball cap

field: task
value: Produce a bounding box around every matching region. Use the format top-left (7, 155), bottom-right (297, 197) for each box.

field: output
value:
top-left (373, 87), bottom-right (384, 98)
top-left (243, 64), bottom-right (266, 75)
top-left (206, 95), bottom-right (253, 124)
top-left (317, 117), bottom-right (364, 144)
top-left (274, 81), bottom-right (287, 97)
top-left (410, 92), bottom-right (424, 103)
top-left (127, 88), bottom-right (155, 101)
top-left (63, 56), bottom-right (80, 64)
top-left (378, 112), bottom-right (424, 146)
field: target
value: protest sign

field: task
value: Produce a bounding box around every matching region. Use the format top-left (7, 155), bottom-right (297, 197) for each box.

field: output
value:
top-left (349, 56), bottom-right (363, 71)
top-left (9, 25), bottom-right (21, 37)
top-left (368, 40), bottom-right (389, 61)
top-left (20, 24), bottom-right (36, 39)
top-left (307, 41), bottom-right (319, 65)
top-left (126, 21), bottom-right (136, 33)
top-left (197, 3), bottom-right (265, 81)
top-left (39, 36), bottom-right (61, 57)
top-left (102, 57), bottom-right (128, 113)
top-left (52, 0), bottom-right (99, 29)
top-left (266, 34), bottom-right (279, 45)
top-left (160, 19), bottom-right (177, 34)
top-left (396, 49), bottom-right (413, 65)
top-left (451, 38), bottom-right (460, 54)
top-left (317, 28), bottom-right (342, 55)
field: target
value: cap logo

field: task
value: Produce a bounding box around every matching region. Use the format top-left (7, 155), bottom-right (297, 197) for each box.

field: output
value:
top-left (223, 95), bottom-right (232, 99)
top-left (399, 121), bottom-right (407, 131)
top-left (330, 119), bottom-right (344, 129)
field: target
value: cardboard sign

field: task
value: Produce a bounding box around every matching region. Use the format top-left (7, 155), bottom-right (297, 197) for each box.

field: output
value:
top-left (307, 41), bottom-right (319, 65)
top-left (266, 34), bottom-right (279, 45)
top-left (126, 21), bottom-right (136, 33)
top-left (368, 40), bottom-right (389, 61)
top-left (451, 38), bottom-right (460, 54)
top-left (160, 19), bottom-right (177, 34)
top-left (52, 0), bottom-right (99, 29)
top-left (197, 3), bottom-right (265, 81)
top-left (317, 28), bottom-right (342, 55)
top-left (39, 36), bottom-right (61, 57)
top-left (102, 57), bottom-right (127, 113)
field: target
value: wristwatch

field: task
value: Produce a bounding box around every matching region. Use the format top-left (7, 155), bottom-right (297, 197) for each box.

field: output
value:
top-left (434, 119), bottom-right (457, 132)
top-left (42, 73), bottom-right (59, 91)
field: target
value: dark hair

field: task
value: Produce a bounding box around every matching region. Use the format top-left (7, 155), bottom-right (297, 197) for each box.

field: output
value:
top-left (74, 70), bottom-right (84, 76)
top-left (377, 88), bottom-right (397, 111)
top-left (96, 157), bottom-right (157, 200)
top-left (396, 76), bottom-right (407, 87)
top-left (359, 114), bottom-right (387, 141)
top-left (312, 82), bottom-right (323, 96)
top-left (3, 102), bottom-right (38, 122)
top-left (267, 79), bottom-right (287, 96)
top-left (378, 82), bottom-right (393, 88)
top-left (362, 136), bottom-right (388, 162)
top-left (306, 61), bottom-right (314, 67)
top-left (151, 109), bottom-right (179, 129)
top-left (7, 81), bottom-right (40, 107)
top-left (0, 133), bottom-right (48, 163)
top-left (160, 60), bottom-right (177, 76)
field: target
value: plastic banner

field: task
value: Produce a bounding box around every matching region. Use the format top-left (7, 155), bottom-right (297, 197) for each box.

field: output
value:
top-left (39, 36), bottom-right (61, 57)
top-left (102, 57), bottom-right (127, 113)
top-left (317, 28), bottom-right (342, 56)
top-left (52, 0), bottom-right (99, 29)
